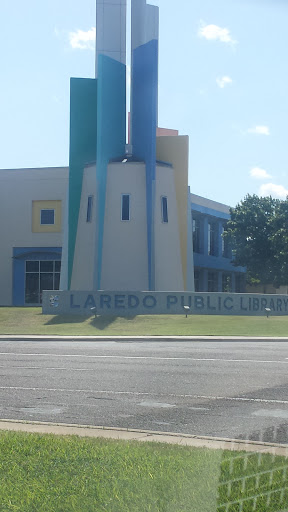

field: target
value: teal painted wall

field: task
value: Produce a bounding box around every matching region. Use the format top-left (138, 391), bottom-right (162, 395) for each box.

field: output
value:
top-left (95, 55), bottom-right (126, 289)
top-left (68, 78), bottom-right (98, 288)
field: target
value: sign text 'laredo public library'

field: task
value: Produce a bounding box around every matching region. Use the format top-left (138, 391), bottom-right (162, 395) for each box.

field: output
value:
top-left (42, 291), bottom-right (288, 316)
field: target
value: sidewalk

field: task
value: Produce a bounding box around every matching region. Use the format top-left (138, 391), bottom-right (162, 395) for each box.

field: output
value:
top-left (1, 335), bottom-right (288, 341)
top-left (0, 419), bottom-right (288, 456)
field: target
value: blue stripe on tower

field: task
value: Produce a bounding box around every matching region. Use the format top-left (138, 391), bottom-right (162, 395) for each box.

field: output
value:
top-left (132, 39), bottom-right (158, 291)
top-left (95, 54), bottom-right (126, 290)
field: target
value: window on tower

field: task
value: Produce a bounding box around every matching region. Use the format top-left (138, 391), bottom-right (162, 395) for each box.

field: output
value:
top-left (161, 196), bottom-right (168, 223)
top-left (86, 196), bottom-right (93, 223)
top-left (121, 194), bottom-right (130, 221)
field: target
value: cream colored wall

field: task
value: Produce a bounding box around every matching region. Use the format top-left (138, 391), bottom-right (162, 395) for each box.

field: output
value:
top-left (0, 167), bottom-right (68, 305)
top-left (70, 165), bottom-right (97, 290)
top-left (156, 136), bottom-right (189, 289)
top-left (186, 186), bottom-right (195, 291)
top-left (101, 162), bottom-right (149, 290)
top-left (246, 283), bottom-right (277, 294)
top-left (70, 160), bottom-right (185, 293)
top-left (246, 284), bottom-right (288, 295)
top-left (154, 165), bottom-right (184, 291)
top-left (276, 285), bottom-right (288, 294)
top-left (59, 190), bottom-right (69, 290)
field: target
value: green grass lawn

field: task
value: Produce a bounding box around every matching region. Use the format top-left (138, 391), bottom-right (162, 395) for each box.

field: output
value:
top-left (0, 431), bottom-right (287, 512)
top-left (0, 307), bottom-right (288, 336)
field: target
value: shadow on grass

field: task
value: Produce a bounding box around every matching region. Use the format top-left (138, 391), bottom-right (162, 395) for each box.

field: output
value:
top-left (89, 315), bottom-right (137, 330)
top-left (44, 314), bottom-right (127, 331)
top-left (45, 315), bottom-right (89, 326)
top-left (89, 316), bottom-right (118, 330)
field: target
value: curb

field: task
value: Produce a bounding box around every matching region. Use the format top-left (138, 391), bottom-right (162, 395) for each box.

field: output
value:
top-left (0, 419), bottom-right (288, 456)
top-left (1, 335), bottom-right (288, 342)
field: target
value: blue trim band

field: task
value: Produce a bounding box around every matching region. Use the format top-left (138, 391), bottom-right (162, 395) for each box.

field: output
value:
top-left (191, 203), bottom-right (230, 220)
top-left (193, 253), bottom-right (246, 273)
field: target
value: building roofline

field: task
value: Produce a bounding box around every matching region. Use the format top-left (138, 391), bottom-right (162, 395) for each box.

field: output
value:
top-left (191, 193), bottom-right (231, 214)
top-left (0, 166), bottom-right (69, 172)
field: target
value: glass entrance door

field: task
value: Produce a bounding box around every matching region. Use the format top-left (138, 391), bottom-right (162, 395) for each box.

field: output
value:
top-left (25, 260), bottom-right (61, 304)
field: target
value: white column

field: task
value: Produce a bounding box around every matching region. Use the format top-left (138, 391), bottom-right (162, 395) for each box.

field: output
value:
top-left (96, 0), bottom-right (127, 75)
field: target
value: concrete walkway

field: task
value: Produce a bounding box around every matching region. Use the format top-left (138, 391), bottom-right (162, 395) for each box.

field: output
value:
top-left (1, 335), bottom-right (288, 341)
top-left (0, 419), bottom-right (288, 456)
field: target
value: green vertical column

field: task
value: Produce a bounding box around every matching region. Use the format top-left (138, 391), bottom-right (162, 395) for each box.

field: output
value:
top-left (67, 78), bottom-right (98, 289)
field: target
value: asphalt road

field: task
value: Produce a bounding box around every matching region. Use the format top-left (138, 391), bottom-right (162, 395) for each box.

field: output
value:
top-left (1, 339), bottom-right (288, 443)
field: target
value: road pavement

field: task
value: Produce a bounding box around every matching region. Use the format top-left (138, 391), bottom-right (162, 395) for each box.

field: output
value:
top-left (1, 338), bottom-right (288, 443)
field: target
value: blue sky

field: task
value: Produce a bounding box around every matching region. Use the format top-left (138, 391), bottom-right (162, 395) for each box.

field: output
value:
top-left (0, 0), bottom-right (287, 206)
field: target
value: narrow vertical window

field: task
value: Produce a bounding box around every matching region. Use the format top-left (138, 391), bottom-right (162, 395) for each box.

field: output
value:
top-left (121, 194), bottom-right (130, 221)
top-left (222, 273), bottom-right (232, 293)
top-left (86, 195), bottom-right (93, 222)
top-left (192, 216), bottom-right (201, 253)
top-left (194, 270), bottom-right (200, 292)
top-left (208, 221), bottom-right (217, 256)
top-left (222, 224), bottom-right (230, 258)
top-left (161, 196), bottom-right (168, 223)
top-left (208, 271), bottom-right (217, 292)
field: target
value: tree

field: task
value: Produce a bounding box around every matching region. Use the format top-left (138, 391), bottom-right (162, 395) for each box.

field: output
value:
top-left (270, 199), bottom-right (288, 287)
top-left (223, 194), bottom-right (288, 289)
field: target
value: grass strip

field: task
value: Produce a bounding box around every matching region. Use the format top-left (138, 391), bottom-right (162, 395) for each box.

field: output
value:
top-left (0, 431), bottom-right (288, 511)
top-left (1, 308), bottom-right (288, 336)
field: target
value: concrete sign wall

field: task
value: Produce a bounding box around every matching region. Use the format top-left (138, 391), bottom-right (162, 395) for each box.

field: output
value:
top-left (42, 291), bottom-right (288, 316)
